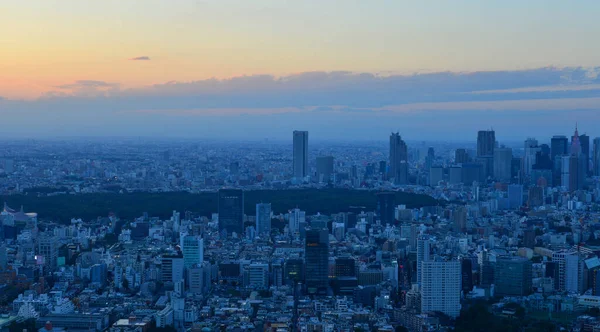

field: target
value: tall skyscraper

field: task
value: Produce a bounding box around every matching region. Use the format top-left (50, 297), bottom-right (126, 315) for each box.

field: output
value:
top-left (288, 208), bottom-right (305, 235)
top-left (551, 135), bottom-right (569, 160)
top-left (376, 192), bottom-right (395, 225)
top-left (416, 237), bottom-right (431, 285)
top-left (255, 203), bottom-right (272, 236)
top-left (293, 131), bottom-right (309, 178)
top-left (574, 133), bottom-right (590, 174)
top-left (508, 184), bottom-right (523, 210)
top-left (477, 130), bottom-right (495, 157)
top-left (455, 148), bottom-right (469, 164)
top-left (420, 260), bottom-right (461, 318)
top-left (493, 147), bottom-right (512, 182)
top-left (389, 133), bottom-right (408, 184)
top-left (38, 233), bottom-right (58, 269)
top-left (218, 189), bottom-right (244, 236)
top-left (305, 228), bottom-right (329, 295)
top-left (182, 235), bottom-right (204, 268)
top-left (523, 138), bottom-right (540, 177)
top-left (594, 137), bottom-right (600, 176)
top-left (315, 156), bottom-right (334, 183)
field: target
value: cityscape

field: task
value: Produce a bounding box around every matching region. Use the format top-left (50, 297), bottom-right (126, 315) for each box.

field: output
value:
top-left (1, 126), bottom-right (600, 331)
top-left (4, 1), bottom-right (600, 332)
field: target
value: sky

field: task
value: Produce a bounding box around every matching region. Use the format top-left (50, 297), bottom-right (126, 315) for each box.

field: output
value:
top-left (1, 0), bottom-right (600, 141)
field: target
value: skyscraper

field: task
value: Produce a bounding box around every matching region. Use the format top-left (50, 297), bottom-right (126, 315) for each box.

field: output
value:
top-left (551, 135), bottom-right (569, 161)
top-left (218, 189), bottom-right (244, 236)
top-left (493, 147), bottom-right (512, 182)
top-left (376, 192), bottom-right (395, 225)
top-left (574, 133), bottom-right (590, 175)
top-left (182, 235), bottom-right (204, 268)
top-left (389, 133), bottom-right (408, 184)
top-left (416, 237), bottom-right (431, 285)
top-left (476, 130), bottom-right (495, 157)
top-left (455, 148), bottom-right (469, 164)
top-left (315, 156), bottom-right (334, 183)
top-left (420, 260), bottom-right (461, 318)
top-left (523, 138), bottom-right (540, 177)
top-left (293, 131), bottom-right (309, 178)
top-left (305, 228), bottom-right (329, 295)
top-left (594, 137), bottom-right (600, 176)
top-left (255, 203), bottom-right (272, 236)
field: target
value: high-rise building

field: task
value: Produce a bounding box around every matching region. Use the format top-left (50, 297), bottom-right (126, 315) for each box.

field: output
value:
top-left (37, 233), bottom-right (58, 269)
top-left (316, 156), bottom-right (334, 183)
top-left (284, 258), bottom-right (304, 285)
top-left (574, 133), bottom-right (590, 174)
top-left (455, 148), bottom-right (469, 164)
top-left (507, 184), bottom-right (523, 210)
top-left (305, 228), bottom-right (329, 295)
top-left (389, 133), bottom-right (408, 184)
top-left (244, 263), bottom-right (269, 289)
top-left (523, 138), bottom-right (540, 177)
top-left (289, 208), bottom-right (305, 235)
top-left (420, 260), bottom-right (461, 318)
top-left (562, 155), bottom-right (580, 191)
top-left (161, 254), bottom-right (184, 284)
top-left (493, 147), bottom-right (512, 182)
top-left (293, 131), bottom-right (309, 178)
top-left (453, 206), bottom-right (467, 233)
top-left (416, 237), bottom-right (431, 285)
top-left (429, 166), bottom-right (444, 186)
top-left (335, 257), bottom-right (357, 277)
top-left (255, 203), bottom-right (272, 236)
top-left (477, 130), bottom-right (495, 157)
top-left (594, 137), bottom-right (600, 176)
top-left (181, 235), bottom-right (203, 268)
top-left (494, 256), bottom-right (532, 297)
top-left (461, 258), bottom-right (474, 293)
top-left (218, 189), bottom-right (244, 236)
top-left (551, 135), bottom-right (569, 160)
top-left (376, 192), bottom-right (396, 225)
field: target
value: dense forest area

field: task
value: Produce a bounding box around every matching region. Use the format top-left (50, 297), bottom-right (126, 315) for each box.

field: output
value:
top-left (2, 189), bottom-right (439, 223)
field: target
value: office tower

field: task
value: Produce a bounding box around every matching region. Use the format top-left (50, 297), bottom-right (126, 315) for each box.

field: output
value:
top-left (477, 130), bottom-right (495, 157)
top-left (453, 206), bottom-right (467, 233)
top-left (289, 208), bottom-right (305, 235)
top-left (38, 233), bottom-right (58, 269)
top-left (284, 259), bottom-right (304, 285)
top-left (420, 260), bottom-right (461, 318)
top-left (187, 265), bottom-right (204, 294)
top-left (335, 257), bottom-right (357, 277)
top-left (389, 133), bottom-right (408, 184)
top-left (594, 137), bottom-right (600, 176)
top-left (429, 166), bottom-right (444, 186)
top-left (305, 228), bottom-right (329, 295)
top-left (315, 156), bottom-right (334, 182)
top-left (461, 258), bottom-right (473, 293)
top-left (244, 263), bottom-right (269, 289)
top-left (182, 235), bottom-right (204, 268)
top-left (461, 163), bottom-right (482, 185)
top-left (378, 161), bottom-right (387, 177)
top-left (218, 189), bottom-right (244, 236)
top-left (293, 130), bottom-right (309, 178)
top-left (523, 138), bottom-right (540, 177)
top-left (494, 256), bottom-right (532, 297)
top-left (565, 253), bottom-right (585, 294)
top-left (425, 147), bottom-right (435, 170)
top-left (255, 203), bottom-right (272, 236)
top-left (161, 254), bottom-right (184, 284)
top-left (493, 147), bottom-right (512, 182)
top-left (507, 184), bottom-right (523, 210)
top-left (416, 237), bottom-right (431, 285)
top-left (574, 132), bottom-right (590, 174)
top-left (528, 186), bottom-right (544, 208)
top-left (562, 155), bottom-right (579, 191)
top-left (455, 148), bottom-right (469, 164)
top-left (448, 166), bottom-right (462, 184)
top-left (272, 262), bottom-right (284, 287)
top-left (376, 192), bottom-right (396, 225)
top-left (551, 135), bottom-right (569, 160)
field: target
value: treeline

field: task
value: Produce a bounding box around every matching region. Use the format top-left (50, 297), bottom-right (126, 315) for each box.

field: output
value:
top-left (1, 189), bottom-right (438, 223)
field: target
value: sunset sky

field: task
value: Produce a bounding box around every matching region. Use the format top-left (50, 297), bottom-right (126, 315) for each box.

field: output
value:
top-left (1, 0), bottom-right (600, 140)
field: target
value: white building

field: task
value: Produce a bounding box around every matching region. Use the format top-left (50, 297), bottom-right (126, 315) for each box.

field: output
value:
top-left (421, 260), bottom-right (461, 318)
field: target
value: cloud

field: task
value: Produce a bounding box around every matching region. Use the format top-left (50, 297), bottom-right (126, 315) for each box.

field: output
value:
top-left (2, 66), bottom-right (600, 139)
top-left (54, 80), bottom-right (120, 90)
top-left (129, 56), bottom-right (151, 61)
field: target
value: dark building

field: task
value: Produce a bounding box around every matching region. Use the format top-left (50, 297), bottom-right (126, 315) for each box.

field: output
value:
top-left (523, 229), bottom-right (536, 248)
top-left (528, 186), bottom-right (545, 208)
top-left (293, 130), bottom-right (309, 178)
top-left (335, 257), bottom-right (357, 277)
top-left (494, 257), bottom-right (532, 297)
top-left (284, 259), bottom-right (304, 285)
top-left (316, 156), bottom-right (334, 183)
top-left (574, 133), bottom-right (590, 174)
top-left (218, 189), bottom-right (244, 236)
top-left (376, 192), bottom-right (396, 225)
top-left (305, 228), bottom-right (329, 295)
top-left (462, 163), bottom-right (483, 185)
top-left (379, 161), bottom-right (387, 177)
top-left (477, 130), bottom-right (496, 157)
top-left (461, 258), bottom-right (474, 293)
top-left (455, 148), bottom-right (469, 164)
top-left (551, 135), bottom-right (569, 160)
top-left (389, 133), bottom-right (408, 184)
